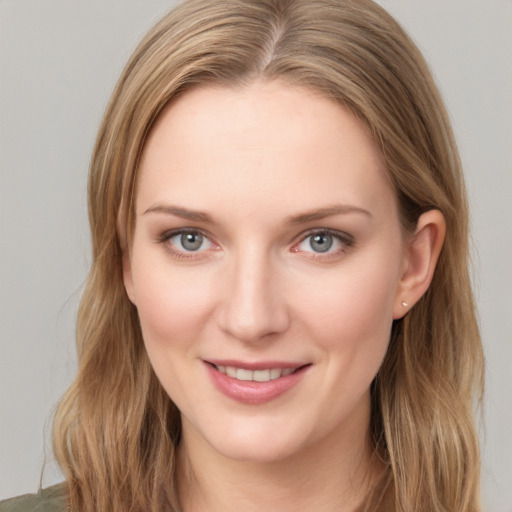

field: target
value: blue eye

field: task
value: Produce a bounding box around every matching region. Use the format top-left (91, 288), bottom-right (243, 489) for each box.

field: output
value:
top-left (295, 230), bottom-right (352, 255)
top-left (178, 232), bottom-right (204, 251)
top-left (167, 230), bottom-right (214, 253)
top-left (309, 233), bottom-right (334, 253)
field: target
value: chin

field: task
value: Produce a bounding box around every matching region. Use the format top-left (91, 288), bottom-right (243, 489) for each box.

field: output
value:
top-left (189, 415), bottom-right (320, 464)
top-left (212, 436), bottom-right (307, 464)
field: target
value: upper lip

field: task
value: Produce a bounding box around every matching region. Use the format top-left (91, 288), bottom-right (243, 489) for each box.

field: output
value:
top-left (205, 359), bottom-right (309, 371)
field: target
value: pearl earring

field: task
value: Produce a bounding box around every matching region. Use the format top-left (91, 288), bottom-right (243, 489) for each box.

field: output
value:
top-left (401, 301), bottom-right (408, 308)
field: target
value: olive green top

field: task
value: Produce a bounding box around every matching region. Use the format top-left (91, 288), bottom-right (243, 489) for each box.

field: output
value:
top-left (0, 484), bottom-right (68, 512)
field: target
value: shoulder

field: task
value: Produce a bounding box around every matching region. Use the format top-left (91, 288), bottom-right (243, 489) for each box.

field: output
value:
top-left (0, 483), bottom-right (68, 512)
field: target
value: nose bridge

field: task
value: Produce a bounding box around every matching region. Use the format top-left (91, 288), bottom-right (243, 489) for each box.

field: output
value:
top-left (219, 243), bottom-right (289, 342)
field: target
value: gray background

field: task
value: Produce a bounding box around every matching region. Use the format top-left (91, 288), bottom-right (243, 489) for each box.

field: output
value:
top-left (0, 1), bottom-right (511, 510)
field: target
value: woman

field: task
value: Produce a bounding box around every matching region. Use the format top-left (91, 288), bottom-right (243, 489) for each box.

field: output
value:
top-left (0, 0), bottom-right (483, 511)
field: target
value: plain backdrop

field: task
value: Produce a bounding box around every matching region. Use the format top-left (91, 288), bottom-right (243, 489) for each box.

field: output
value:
top-left (1, 1), bottom-right (511, 510)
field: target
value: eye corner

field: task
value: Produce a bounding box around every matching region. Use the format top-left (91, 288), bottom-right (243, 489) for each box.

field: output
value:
top-left (290, 228), bottom-right (355, 260)
top-left (156, 227), bottom-right (221, 260)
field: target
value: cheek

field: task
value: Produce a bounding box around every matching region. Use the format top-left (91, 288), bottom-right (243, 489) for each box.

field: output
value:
top-left (131, 259), bottom-right (218, 407)
top-left (132, 257), bottom-right (216, 350)
top-left (297, 258), bottom-right (399, 359)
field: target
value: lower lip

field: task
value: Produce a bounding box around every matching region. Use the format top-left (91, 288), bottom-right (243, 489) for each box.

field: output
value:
top-left (205, 363), bottom-right (309, 405)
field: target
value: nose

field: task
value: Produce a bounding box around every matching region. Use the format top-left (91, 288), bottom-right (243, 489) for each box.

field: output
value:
top-left (216, 248), bottom-right (290, 344)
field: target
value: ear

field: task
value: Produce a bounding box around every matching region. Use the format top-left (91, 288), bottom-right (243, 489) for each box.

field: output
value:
top-left (393, 209), bottom-right (446, 319)
top-left (122, 250), bottom-right (137, 305)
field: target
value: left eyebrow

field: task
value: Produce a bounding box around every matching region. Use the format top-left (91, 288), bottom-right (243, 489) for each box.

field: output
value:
top-left (143, 204), bottom-right (214, 223)
top-left (285, 204), bottom-right (372, 225)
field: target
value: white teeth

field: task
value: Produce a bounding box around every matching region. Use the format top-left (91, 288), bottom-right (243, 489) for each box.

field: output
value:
top-left (236, 368), bottom-right (253, 381)
top-left (253, 369), bottom-right (270, 382)
top-left (215, 365), bottom-right (298, 382)
top-left (270, 368), bottom-right (282, 379)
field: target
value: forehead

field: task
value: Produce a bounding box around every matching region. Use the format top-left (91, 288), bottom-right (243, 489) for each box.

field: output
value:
top-left (136, 80), bottom-right (396, 221)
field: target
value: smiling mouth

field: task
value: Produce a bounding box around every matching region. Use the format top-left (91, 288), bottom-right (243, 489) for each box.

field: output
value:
top-left (205, 361), bottom-right (311, 404)
top-left (209, 363), bottom-right (308, 383)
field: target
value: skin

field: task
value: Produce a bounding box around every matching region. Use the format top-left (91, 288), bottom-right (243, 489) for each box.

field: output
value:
top-left (123, 80), bottom-right (445, 511)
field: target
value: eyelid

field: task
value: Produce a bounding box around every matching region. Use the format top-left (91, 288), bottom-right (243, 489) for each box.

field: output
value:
top-left (296, 227), bottom-right (354, 244)
top-left (291, 228), bottom-right (355, 256)
top-left (156, 226), bottom-right (354, 260)
top-left (157, 227), bottom-right (219, 258)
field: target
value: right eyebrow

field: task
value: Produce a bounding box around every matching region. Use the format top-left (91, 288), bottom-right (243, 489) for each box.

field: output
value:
top-left (285, 204), bottom-right (372, 225)
top-left (142, 204), bottom-right (215, 223)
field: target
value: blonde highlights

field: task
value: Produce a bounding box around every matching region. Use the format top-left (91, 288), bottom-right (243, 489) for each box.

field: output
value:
top-left (52, 1), bottom-right (483, 511)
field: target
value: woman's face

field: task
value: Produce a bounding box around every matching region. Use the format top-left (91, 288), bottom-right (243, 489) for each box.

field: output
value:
top-left (124, 81), bottom-right (408, 463)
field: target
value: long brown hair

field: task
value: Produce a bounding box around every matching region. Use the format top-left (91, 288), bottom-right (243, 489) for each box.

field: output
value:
top-left (52, 1), bottom-right (483, 510)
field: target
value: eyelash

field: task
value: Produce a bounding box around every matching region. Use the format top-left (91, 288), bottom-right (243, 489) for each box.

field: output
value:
top-left (156, 228), bottom-right (354, 261)
top-left (292, 228), bottom-right (355, 260)
top-left (156, 228), bottom-right (217, 260)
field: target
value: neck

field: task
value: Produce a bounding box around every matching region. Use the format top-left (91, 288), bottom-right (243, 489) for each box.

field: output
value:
top-left (176, 407), bottom-right (383, 512)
